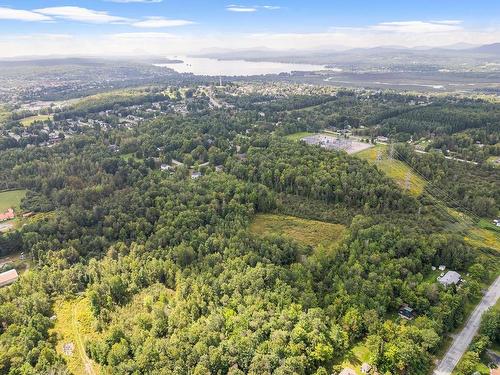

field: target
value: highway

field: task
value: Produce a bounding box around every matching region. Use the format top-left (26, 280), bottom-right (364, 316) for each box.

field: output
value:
top-left (433, 276), bottom-right (500, 375)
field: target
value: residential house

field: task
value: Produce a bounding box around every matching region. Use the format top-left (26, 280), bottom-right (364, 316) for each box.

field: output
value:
top-left (437, 271), bottom-right (462, 286)
top-left (0, 208), bottom-right (15, 222)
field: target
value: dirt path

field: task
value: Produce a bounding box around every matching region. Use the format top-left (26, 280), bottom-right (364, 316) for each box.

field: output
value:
top-left (72, 303), bottom-right (96, 375)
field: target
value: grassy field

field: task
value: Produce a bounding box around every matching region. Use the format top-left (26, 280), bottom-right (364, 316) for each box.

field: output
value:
top-left (19, 114), bottom-right (52, 127)
top-left (120, 153), bottom-right (141, 162)
top-left (445, 211), bottom-right (500, 254)
top-left (249, 213), bottom-right (346, 249)
top-left (340, 342), bottom-right (371, 375)
top-left (284, 132), bottom-right (314, 142)
top-left (356, 144), bottom-right (426, 196)
top-left (0, 189), bottom-right (27, 212)
top-left (51, 298), bottom-right (101, 375)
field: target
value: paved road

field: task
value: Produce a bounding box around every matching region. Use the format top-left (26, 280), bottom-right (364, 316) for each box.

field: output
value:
top-left (434, 276), bottom-right (500, 375)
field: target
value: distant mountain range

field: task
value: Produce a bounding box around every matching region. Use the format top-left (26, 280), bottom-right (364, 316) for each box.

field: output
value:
top-left (469, 42), bottom-right (500, 54)
top-left (194, 43), bottom-right (500, 71)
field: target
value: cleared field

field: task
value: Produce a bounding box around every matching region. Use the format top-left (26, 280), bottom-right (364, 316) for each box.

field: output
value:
top-left (20, 114), bottom-right (52, 126)
top-left (0, 189), bottom-right (27, 212)
top-left (285, 131), bottom-right (314, 141)
top-left (465, 227), bottom-right (500, 253)
top-left (356, 144), bottom-right (426, 196)
top-left (51, 298), bottom-right (100, 375)
top-left (340, 342), bottom-right (371, 375)
top-left (445, 209), bottom-right (500, 253)
top-left (249, 213), bottom-right (346, 249)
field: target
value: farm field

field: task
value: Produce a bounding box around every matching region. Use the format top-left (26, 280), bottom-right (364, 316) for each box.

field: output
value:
top-left (20, 114), bottom-right (52, 126)
top-left (249, 213), bottom-right (346, 249)
top-left (356, 144), bottom-right (426, 196)
top-left (51, 298), bottom-right (101, 375)
top-left (0, 189), bottom-right (27, 212)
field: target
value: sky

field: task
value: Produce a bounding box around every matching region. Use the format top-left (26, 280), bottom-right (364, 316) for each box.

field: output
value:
top-left (0, 0), bottom-right (499, 58)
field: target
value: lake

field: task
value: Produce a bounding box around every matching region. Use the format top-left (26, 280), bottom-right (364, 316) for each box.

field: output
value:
top-left (155, 56), bottom-right (331, 76)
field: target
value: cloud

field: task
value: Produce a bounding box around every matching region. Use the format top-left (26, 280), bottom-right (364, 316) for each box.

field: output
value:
top-left (112, 32), bottom-right (174, 39)
top-left (226, 4), bottom-right (281, 12)
top-left (0, 7), bottom-right (53, 22)
top-left (226, 5), bottom-right (257, 12)
top-left (132, 17), bottom-right (195, 28)
top-left (34, 6), bottom-right (130, 24)
top-left (371, 20), bottom-right (463, 33)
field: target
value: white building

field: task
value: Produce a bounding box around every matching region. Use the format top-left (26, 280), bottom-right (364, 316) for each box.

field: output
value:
top-left (0, 269), bottom-right (19, 288)
top-left (437, 271), bottom-right (462, 286)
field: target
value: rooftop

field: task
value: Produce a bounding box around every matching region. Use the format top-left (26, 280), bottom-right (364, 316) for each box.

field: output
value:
top-left (437, 270), bottom-right (461, 286)
top-left (0, 269), bottom-right (19, 287)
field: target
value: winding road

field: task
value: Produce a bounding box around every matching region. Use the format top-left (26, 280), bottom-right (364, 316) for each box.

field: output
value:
top-left (433, 276), bottom-right (500, 375)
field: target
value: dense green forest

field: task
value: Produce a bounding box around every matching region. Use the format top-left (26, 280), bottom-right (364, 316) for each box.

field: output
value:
top-left (0, 86), bottom-right (498, 375)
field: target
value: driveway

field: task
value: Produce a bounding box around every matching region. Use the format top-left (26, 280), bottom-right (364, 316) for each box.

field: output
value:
top-left (433, 276), bottom-right (500, 375)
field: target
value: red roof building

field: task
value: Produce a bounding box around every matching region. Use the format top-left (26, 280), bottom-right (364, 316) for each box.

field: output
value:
top-left (0, 208), bottom-right (15, 222)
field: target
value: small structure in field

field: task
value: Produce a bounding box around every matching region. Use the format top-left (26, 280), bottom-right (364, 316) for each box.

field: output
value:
top-left (63, 342), bottom-right (75, 356)
top-left (0, 269), bottom-right (19, 288)
top-left (160, 164), bottom-right (174, 172)
top-left (437, 271), bottom-right (462, 286)
top-left (361, 362), bottom-right (372, 373)
top-left (190, 171), bottom-right (202, 179)
top-left (398, 305), bottom-right (416, 320)
top-left (339, 368), bottom-right (357, 375)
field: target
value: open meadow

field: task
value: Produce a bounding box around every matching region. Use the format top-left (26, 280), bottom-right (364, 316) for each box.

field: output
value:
top-left (249, 213), bottom-right (346, 250)
top-left (356, 144), bottom-right (426, 196)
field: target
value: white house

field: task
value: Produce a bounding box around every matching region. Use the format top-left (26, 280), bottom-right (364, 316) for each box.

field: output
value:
top-left (437, 271), bottom-right (462, 286)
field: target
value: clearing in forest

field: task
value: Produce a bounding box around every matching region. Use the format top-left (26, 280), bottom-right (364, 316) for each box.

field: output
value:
top-left (339, 341), bottom-right (371, 375)
top-left (0, 189), bottom-right (27, 212)
top-left (356, 144), bottom-right (426, 196)
top-left (51, 298), bottom-right (101, 375)
top-left (249, 213), bottom-right (346, 249)
top-left (284, 131), bottom-right (314, 142)
top-left (19, 114), bottom-right (52, 126)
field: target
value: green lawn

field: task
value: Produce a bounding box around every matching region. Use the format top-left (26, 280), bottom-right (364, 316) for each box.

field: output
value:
top-left (340, 342), bottom-right (371, 375)
top-left (284, 132), bottom-right (314, 142)
top-left (356, 144), bottom-right (426, 196)
top-left (249, 213), bottom-right (346, 249)
top-left (120, 153), bottom-right (141, 162)
top-left (19, 114), bottom-right (52, 127)
top-left (0, 190), bottom-right (27, 212)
